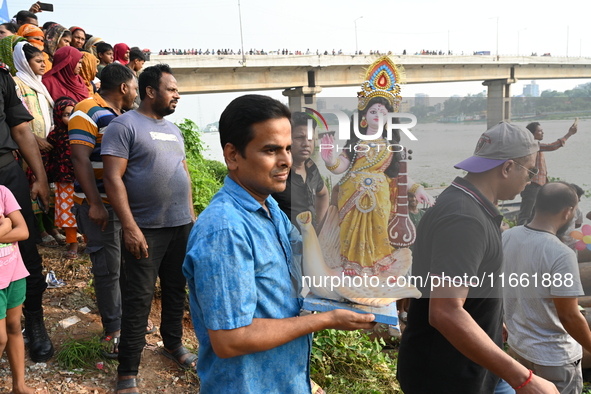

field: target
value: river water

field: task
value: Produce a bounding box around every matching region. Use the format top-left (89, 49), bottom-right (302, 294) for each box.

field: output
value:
top-left (199, 118), bottom-right (591, 217)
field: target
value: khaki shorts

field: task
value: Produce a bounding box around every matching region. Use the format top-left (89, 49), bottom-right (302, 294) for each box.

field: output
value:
top-left (0, 278), bottom-right (26, 319)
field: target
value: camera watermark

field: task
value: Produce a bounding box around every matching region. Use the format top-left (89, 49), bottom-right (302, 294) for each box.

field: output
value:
top-left (303, 107), bottom-right (419, 142)
top-left (302, 273), bottom-right (427, 293)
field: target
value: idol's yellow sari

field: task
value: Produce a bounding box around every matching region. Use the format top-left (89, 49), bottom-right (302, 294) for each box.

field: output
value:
top-left (338, 138), bottom-right (398, 275)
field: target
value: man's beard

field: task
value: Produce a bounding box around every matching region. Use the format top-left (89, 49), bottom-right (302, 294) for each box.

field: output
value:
top-left (556, 220), bottom-right (572, 238)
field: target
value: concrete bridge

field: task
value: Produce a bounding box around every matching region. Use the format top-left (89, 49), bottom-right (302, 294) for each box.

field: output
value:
top-left (146, 54), bottom-right (591, 128)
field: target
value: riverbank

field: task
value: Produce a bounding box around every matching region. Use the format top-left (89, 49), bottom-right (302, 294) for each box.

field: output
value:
top-left (0, 246), bottom-right (200, 394)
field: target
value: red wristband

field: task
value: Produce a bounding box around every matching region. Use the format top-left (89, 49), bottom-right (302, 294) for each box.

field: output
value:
top-left (513, 369), bottom-right (533, 390)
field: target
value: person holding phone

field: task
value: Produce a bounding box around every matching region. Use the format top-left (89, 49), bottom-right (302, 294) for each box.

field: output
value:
top-left (29, 2), bottom-right (53, 14)
top-left (517, 119), bottom-right (579, 226)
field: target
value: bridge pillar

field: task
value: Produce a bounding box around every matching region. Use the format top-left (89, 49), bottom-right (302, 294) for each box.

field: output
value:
top-left (282, 86), bottom-right (323, 113)
top-left (482, 79), bottom-right (515, 129)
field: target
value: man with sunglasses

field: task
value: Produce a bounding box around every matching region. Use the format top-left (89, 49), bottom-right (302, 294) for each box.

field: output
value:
top-left (398, 122), bottom-right (559, 393)
top-left (517, 120), bottom-right (578, 225)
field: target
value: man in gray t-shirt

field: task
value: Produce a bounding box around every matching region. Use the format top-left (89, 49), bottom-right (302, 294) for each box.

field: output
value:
top-left (101, 110), bottom-right (191, 228)
top-left (102, 64), bottom-right (196, 394)
top-left (503, 182), bottom-right (589, 394)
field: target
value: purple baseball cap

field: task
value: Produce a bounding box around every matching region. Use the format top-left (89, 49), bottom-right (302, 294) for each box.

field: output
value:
top-left (454, 122), bottom-right (539, 173)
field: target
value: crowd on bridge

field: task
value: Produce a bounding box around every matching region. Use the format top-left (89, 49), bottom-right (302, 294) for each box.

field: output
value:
top-left (157, 47), bottom-right (411, 56)
top-left (157, 47), bottom-right (560, 58)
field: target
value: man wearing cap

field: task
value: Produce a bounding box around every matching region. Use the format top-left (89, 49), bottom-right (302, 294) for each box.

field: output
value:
top-left (517, 121), bottom-right (578, 226)
top-left (398, 122), bottom-right (559, 394)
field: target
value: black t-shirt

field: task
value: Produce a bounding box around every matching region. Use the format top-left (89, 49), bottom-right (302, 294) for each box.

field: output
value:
top-left (0, 69), bottom-right (34, 154)
top-left (398, 177), bottom-right (504, 394)
top-left (272, 159), bottom-right (324, 228)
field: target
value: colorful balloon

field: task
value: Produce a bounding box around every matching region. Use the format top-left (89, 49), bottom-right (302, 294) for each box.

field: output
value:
top-left (576, 240), bottom-right (587, 251)
top-left (570, 230), bottom-right (584, 240)
top-left (582, 224), bottom-right (591, 236)
top-left (584, 235), bottom-right (591, 244)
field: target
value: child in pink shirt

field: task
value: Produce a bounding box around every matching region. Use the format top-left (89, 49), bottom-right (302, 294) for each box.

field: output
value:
top-left (0, 185), bottom-right (35, 394)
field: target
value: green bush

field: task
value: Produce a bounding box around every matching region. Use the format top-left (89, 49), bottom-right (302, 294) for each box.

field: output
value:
top-left (176, 119), bottom-right (225, 214)
top-left (204, 159), bottom-right (228, 184)
top-left (311, 329), bottom-right (401, 393)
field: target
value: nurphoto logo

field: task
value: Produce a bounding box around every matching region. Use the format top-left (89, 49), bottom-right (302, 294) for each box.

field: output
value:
top-left (303, 107), bottom-right (418, 152)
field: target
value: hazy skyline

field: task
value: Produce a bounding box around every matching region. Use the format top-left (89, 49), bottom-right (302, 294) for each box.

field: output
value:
top-left (7, 0), bottom-right (591, 125)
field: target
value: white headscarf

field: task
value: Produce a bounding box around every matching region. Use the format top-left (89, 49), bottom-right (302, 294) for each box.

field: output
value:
top-left (14, 42), bottom-right (54, 136)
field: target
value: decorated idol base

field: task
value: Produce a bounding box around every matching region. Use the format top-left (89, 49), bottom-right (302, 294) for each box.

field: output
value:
top-left (302, 293), bottom-right (399, 325)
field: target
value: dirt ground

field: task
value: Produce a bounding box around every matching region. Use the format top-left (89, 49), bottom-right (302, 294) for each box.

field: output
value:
top-left (0, 245), bottom-right (201, 394)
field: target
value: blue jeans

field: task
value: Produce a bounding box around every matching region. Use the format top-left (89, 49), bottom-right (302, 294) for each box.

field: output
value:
top-left (495, 379), bottom-right (515, 394)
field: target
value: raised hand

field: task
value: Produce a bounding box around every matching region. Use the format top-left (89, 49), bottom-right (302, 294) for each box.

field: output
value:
top-left (568, 118), bottom-right (578, 136)
top-left (29, 2), bottom-right (41, 13)
top-left (320, 134), bottom-right (337, 166)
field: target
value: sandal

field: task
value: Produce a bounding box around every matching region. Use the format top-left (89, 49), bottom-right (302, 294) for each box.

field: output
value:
top-left (100, 334), bottom-right (120, 359)
top-left (146, 319), bottom-right (156, 335)
top-left (116, 377), bottom-right (140, 394)
top-left (40, 235), bottom-right (59, 248)
top-left (161, 346), bottom-right (197, 370)
top-left (52, 233), bottom-right (67, 246)
top-left (63, 250), bottom-right (78, 260)
top-left (311, 379), bottom-right (326, 394)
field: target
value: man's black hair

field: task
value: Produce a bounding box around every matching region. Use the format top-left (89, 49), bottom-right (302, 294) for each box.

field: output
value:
top-left (1, 22), bottom-right (17, 34)
top-left (15, 10), bottom-right (37, 25)
top-left (534, 181), bottom-right (578, 215)
top-left (526, 122), bottom-right (540, 134)
top-left (99, 63), bottom-right (136, 93)
top-left (219, 94), bottom-right (291, 157)
top-left (96, 42), bottom-right (113, 55)
top-left (138, 63), bottom-right (172, 100)
top-left (291, 111), bottom-right (316, 131)
top-left (129, 48), bottom-right (145, 63)
top-left (571, 183), bottom-right (584, 198)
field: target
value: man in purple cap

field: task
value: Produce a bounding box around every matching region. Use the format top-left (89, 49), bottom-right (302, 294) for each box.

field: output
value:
top-left (398, 122), bottom-right (559, 394)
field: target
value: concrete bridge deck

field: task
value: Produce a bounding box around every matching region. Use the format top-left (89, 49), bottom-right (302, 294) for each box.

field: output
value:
top-left (145, 54), bottom-right (591, 94)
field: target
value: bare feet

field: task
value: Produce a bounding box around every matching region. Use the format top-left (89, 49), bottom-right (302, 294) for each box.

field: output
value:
top-left (12, 383), bottom-right (37, 394)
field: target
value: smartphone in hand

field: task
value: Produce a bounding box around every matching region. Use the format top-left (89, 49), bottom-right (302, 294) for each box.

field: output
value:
top-left (36, 196), bottom-right (48, 214)
top-left (37, 2), bottom-right (54, 12)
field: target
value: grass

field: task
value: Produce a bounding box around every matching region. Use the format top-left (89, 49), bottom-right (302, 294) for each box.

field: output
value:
top-left (311, 329), bottom-right (401, 394)
top-left (56, 335), bottom-right (117, 372)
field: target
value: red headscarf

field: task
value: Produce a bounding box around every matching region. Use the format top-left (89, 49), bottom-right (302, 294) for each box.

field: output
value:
top-left (113, 43), bottom-right (130, 66)
top-left (42, 46), bottom-right (89, 102)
